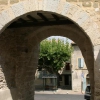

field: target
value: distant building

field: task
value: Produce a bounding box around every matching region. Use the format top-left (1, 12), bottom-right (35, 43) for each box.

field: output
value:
top-left (70, 42), bottom-right (90, 92)
top-left (35, 42), bottom-right (90, 92)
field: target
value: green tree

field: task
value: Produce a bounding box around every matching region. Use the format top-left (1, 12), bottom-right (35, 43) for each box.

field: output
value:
top-left (38, 38), bottom-right (73, 86)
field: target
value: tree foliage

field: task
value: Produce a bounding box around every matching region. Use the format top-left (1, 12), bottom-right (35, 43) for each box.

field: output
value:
top-left (38, 38), bottom-right (73, 74)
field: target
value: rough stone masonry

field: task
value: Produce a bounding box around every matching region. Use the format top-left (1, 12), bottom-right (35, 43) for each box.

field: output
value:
top-left (0, 0), bottom-right (100, 100)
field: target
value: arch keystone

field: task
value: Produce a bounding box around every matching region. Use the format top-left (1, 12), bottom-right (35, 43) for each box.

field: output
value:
top-left (22, 0), bottom-right (30, 13)
top-left (38, 0), bottom-right (43, 10)
top-left (29, 0), bottom-right (38, 11)
top-left (56, 0), bottom-right (66, 14)
top-left (43, 0), bottom-right (60, 12)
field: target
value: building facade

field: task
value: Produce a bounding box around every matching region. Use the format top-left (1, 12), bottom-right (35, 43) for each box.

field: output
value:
top-left (71, 43), bottom-right (89, 92)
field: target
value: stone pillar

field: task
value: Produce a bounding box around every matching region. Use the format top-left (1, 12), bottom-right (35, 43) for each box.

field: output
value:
top-left (81, 48), bottom-right (94, 100)
top-left (87, 51), bottom-right (94, 100)
top-left (0, 51), bottom-right (19, 100)
top-left (94, 45), bottom-right (100, 100)
top-left (0, 44), bottom-right (39, 100)
top-left (15, 43), bottom-right (39, 100)
top-left (0, 28), bottom-right (40, 100)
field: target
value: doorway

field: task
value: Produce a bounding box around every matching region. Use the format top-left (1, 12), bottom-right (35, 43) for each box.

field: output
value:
top-left (64, 74), bottom-right (71, 89)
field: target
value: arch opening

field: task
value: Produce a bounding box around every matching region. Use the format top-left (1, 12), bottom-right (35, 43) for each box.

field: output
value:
top-left (35, 36), bottom-right (90, 93)
top-left (0, 23), bottom-right (94, 100)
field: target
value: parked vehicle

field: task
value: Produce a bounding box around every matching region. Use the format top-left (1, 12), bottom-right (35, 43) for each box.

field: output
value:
top-left (84, 84), bottom-right (91, 100)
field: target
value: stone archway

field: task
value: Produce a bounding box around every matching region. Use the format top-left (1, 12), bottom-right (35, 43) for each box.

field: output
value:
top-left (0, 0), bottom-right (99, 100)
top-left (0, 0), bottom-right (99, 45)
top-left (27, 24), bottom-right (94, 100)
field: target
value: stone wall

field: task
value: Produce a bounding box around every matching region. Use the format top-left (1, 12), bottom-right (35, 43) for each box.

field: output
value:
top-left (94, 45), bottom-right (100, 100)
top-left (0, 0), bottom-right (99, 23)
top-left (0, 0), bottom-right (100, 8)
top-left (0, 27), bottom-right (40, 100)
top-left (0, 24), bottom-right (94, 100)
top-left (0, 0), bottom-right (99, 46)
top-left (0, 0), bottom-right (99, 100)
top-left (0, 0), bottom-right (99, 24)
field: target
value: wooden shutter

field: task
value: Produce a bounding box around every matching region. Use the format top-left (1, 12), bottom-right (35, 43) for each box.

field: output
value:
top-left (78, 58), bottom-right (84, 68)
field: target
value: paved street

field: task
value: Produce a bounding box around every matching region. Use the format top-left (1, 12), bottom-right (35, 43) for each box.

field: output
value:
top-left (35, 94), bottom-right (85, 100)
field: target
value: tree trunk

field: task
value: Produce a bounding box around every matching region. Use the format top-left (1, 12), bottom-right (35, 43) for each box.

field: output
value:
top-left (56, 73), bottom-right (60, 88)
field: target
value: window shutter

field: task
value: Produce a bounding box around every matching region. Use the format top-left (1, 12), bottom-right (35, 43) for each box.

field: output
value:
top-left (78, 58), bottom-right (84, 68)
top-left (81, 58), bottom-right (84, 68)
top-left (78, 58), bottom-right (81, 68)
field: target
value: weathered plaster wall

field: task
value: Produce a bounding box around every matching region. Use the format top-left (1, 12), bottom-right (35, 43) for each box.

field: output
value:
top-left (71, 44), bottom-right (88, 91)
top-left (71, 45), bottom-right (87, 69)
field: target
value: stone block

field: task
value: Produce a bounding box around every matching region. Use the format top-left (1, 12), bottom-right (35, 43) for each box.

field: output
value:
top-left (10, 0), bottom-right (19, 4)
top-left (22, 1), bottom-right (30, 13)
top-left (66, 0), bottom-right (77, 2)
top-left (6, 7), bottom-right (15, 21)
top-left (71, 9), bottom-right (82, 21)
top-left (1, 10), bottom-right (12, 24)
top-left (11, 2), bottom-right (25, 17)
top-left (66, 5), bottom-right (80, 18)
top-left (56, 0), bottom-right (66, 14)
top-left (79, 0), bottom-right (91, 1)
top-left (77, 12), bottom-right (89, 25)
top-left (38, 0), bottom-right (43, 10)
top-left (93, 2), bottom-right (99, 8)
top-left (94, 0), bottom-right (100, 2)
top-left (85, 24), bottom-right (95, 35)
top-left (95, 90), bottom-right (100, 96)
top-left (95, 96), bottom-right (100, 100)
top-left (61, 2), bottom-right (71, 16)
top-left (29, 0), bottom-right (38, 11)
top-left (82, 2), bottom-right (91, 7)
top-left (43, 0), bottom-right (48, 10)
top-left (0, 0), bottom-right (8, 5)
top-left (26, 0), bottom-right (36, 11)
top-left (43, 0), bottom-right (60, 12)
top-left (0, 13), bottom-right (7, 26)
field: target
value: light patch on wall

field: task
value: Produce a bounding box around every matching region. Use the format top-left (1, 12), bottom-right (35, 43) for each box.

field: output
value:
top-left (95, 8), bottom-right (99, 12)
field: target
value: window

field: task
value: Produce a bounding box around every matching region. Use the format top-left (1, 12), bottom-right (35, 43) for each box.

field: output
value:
top-left (65, 63), bottom-right (70, 70)
top-left (78, 58), bottom-right (84, 68)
